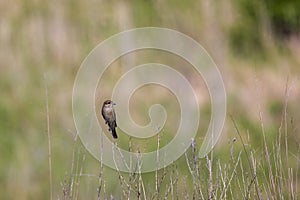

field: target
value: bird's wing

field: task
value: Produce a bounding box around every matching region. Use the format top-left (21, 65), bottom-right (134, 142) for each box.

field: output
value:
top-left (112, 109), bottom-right (117, 127)
top-left (101, 107), bottom-right (108, 123)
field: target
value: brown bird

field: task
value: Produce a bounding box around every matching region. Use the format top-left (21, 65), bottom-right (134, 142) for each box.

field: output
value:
top-left (101, 100), bottom-right (118, 139)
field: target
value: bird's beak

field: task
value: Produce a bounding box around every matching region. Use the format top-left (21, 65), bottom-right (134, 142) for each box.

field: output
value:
top-left (112, 102), bottom-right (116, 105)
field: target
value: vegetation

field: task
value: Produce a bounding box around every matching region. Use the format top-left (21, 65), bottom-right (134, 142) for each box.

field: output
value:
top-left (1, 0), bottom-right (299, 199)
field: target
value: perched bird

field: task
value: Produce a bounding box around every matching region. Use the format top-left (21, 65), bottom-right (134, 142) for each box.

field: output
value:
top-left (101, 100), bottom-right (118, 139)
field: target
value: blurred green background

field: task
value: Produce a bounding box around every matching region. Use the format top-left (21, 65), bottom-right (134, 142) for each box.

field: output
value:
top-left (1, 0), bottom-right (300, 199)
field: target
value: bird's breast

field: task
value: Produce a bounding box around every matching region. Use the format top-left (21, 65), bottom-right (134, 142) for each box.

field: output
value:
top-left (103, 107), bottom-right (114, 119)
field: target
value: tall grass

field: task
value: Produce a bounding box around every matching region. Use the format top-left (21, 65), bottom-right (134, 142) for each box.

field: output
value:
top-left (61, 112), bottom-right (299, 199)
top-left (1, 1), bottom-right (300, 199)
top-left (60, 78), bottom-right (299, 199)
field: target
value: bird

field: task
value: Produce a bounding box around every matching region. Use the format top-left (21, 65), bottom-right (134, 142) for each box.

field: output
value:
top-left (101, 100), bottom-right (118, 139)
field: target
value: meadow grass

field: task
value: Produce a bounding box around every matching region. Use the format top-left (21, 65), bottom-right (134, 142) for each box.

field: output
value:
top-left (2, 1), bottom-right (300, 199)
top-left (59, 110), bottom-right (299, 199)
top-left (54, 78), bottom-right (299, 200)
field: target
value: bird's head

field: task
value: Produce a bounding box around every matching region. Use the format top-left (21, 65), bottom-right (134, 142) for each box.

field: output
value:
top-left (103, 100), bottom-right (116, 107)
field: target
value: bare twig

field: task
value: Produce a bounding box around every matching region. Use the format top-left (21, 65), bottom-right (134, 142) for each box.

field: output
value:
top-left (74, 153), bottom-right (86, 199)
top-left (112, 142), bottom-right (132, 198)
top-left (220, 151), bottom-right (242, 199)
top-left (155, 134), bottom-right (160, 196)
top-left (230, 116), bottom-right (262, 200)
top-left (97, 132), bottom-right (104, 199)
top-left (44, 74), bottom-right (53, 200)
top-left (206, 155), bottom-right (213, 200)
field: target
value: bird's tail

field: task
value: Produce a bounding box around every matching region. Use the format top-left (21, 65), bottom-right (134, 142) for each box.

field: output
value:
top-left (112, 128), bottom-right (118, 139)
